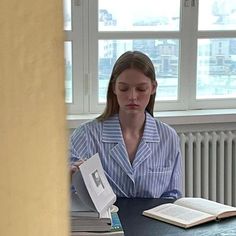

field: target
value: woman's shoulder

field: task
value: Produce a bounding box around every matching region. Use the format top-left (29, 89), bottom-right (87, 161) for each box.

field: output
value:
top-left (80, 118), bottom-right (100, 128)
top-left (146, 112), bottom-right (175, 132)
top-left (154, 117), bottom-right (178, 138)
top-left (156, 118), bottom-right (175, 130)
top-left (71, 118), bottom-right (102, 136)
top-left (145, 112), bottom-right (178, 140)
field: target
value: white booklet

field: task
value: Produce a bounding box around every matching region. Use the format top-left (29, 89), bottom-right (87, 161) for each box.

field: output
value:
top-left (71, 153), bottom-right (117, 218)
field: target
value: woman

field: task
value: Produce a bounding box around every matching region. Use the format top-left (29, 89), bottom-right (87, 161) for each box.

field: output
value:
top-left (70, 51), bottom-right (182, 198)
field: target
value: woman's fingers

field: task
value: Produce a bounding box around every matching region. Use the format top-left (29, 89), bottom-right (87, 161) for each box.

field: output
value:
top-left (70, 160), bottom-right (85, 183)
top-left (71, 160), bottom-right (84, 173)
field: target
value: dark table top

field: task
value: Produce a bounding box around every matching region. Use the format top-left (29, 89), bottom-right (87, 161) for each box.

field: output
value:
top-left (115, 198), bottom-right (236, 236)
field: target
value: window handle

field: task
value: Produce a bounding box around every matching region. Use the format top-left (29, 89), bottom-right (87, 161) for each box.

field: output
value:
top-left (191, 0), bottom-right (198, 7)
top-left (74, 0), bottom-right (81, 7)
top-left (184, 0), bottom-right (190, 7)
top-left (184, 0), bottom-right (197, 7)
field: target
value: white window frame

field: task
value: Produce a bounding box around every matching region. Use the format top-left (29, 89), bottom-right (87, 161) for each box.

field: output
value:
top-left (65, 0), bottom-right (236, 115)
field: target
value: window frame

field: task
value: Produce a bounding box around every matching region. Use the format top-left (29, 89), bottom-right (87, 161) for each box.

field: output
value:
top-left (65, 0), bottom-right (236, 115)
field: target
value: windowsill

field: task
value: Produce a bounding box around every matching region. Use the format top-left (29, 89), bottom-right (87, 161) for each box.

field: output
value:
top-left (67, 109), bottom-right (236, 129)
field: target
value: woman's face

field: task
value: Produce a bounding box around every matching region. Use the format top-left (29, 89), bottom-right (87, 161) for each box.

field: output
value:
top-left (113, 68), bottom-right (156, 115)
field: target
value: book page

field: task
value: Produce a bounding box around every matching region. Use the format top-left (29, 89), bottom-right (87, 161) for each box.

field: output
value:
top-left (143, 203), bottom-right (215, 228)
top-left (71, 191), bottom-right (97, 214)
top-left (79, 153), bottom-right (116, 214)
top-left (175, 198), bottom-right (236, 217)
top-left (72, 169), bottom-right (97, 213)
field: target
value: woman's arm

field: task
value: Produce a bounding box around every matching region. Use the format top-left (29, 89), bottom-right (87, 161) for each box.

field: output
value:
top-left (69, 125), bottom-right (88, 181)
top-left (161, 150), bottom-right (183, 199)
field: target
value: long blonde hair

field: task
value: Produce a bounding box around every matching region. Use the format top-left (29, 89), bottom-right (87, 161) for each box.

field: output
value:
top-left (97, 51), bottom-right (157, 121)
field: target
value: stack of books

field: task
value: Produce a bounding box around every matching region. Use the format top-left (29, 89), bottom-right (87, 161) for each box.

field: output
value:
top-left (71, 192), bottom-right (112, 232)
top-left (70, 153), bottom-right (124, 236)
top-left (71, 211), bottom-right (124, 236)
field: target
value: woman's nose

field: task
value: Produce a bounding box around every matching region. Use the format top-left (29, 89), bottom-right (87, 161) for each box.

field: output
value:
top-left (128, 88), bottom-right (137, 100)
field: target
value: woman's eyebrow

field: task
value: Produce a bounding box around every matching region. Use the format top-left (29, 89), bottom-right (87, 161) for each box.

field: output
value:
top-left (117, 82), bottom-right (148, 85)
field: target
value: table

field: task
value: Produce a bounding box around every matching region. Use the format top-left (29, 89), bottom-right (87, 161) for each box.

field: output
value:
top-left (115, 198), bottom-right (236, 236)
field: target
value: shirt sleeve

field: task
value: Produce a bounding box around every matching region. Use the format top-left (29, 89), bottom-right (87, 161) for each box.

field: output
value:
top-left (69, 125), bottom-right (88, 163)
top-left (161, 149), bottom-right (183, 199)
top-left (69, 125), bottom-right (89, 193)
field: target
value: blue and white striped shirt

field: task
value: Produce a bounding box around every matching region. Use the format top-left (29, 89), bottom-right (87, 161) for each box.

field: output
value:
top-left (70, 112), bottom-right (182, 199)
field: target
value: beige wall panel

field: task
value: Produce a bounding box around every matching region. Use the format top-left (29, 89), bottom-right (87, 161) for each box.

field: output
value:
top-left (0, 0), bottom-right (69, 236)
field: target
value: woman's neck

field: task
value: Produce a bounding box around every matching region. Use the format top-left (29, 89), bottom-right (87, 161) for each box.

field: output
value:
top-left (118, 112), bottom-right (146, 163)
top-left (119, 112), bottom-right (145, 134)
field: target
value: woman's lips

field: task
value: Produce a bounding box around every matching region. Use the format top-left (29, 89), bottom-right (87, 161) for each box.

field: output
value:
top-left (126, 104), bottom-right (139, 109)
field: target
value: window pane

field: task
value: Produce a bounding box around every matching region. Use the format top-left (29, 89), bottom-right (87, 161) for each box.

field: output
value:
top-left (197, 38), bottom-right (236, 99)
top-left (199, 0), bottom-right (236, 30)
top-left (99, 0), bottom-right (180, 31)
top-left (64, 41), bottom-right (73, 103)
top-left (64, 0), bottom-right (72, 30)
top-left (98, 40), bottom-right (179, 103)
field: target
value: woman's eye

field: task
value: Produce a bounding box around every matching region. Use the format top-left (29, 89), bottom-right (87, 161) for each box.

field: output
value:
top-left (119, 87), bottom-right (129, 92)
top-left (137, 87), bottom-right (146, 92)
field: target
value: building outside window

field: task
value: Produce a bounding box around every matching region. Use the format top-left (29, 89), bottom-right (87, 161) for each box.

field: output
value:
top-left (64, 0), bottom-right (236, 115)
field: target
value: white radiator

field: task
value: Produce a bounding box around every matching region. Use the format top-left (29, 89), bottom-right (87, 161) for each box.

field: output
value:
top-left (179, 131), bottom-right (236, 206)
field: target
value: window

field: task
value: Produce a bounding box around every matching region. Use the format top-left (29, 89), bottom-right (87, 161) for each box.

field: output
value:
top-left (64, 0), bottom-right (236, 115)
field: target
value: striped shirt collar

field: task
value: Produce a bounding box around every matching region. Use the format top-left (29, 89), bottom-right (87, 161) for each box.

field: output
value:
top-left (102, 112), bottom-right (160, 143)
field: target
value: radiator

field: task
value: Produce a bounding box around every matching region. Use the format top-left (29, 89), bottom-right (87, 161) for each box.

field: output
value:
top-left (179, 131), bottom-right (236, 206)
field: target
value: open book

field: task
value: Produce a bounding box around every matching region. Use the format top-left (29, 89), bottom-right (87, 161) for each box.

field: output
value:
top-left (143, 197), bottom-right (236, 229)
top-left (71, 153), bottom-right (117, 218)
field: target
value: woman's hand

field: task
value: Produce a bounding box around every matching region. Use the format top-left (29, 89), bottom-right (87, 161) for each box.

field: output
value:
top-left (70, 160), bottom-right (84, 181)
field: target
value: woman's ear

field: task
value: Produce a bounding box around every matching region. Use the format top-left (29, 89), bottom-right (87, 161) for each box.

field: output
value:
top-left (112, 83), bottom-right (117, 95)
top-left (151, 81), bottom-right (158, 94)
